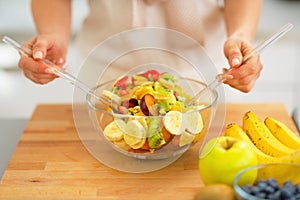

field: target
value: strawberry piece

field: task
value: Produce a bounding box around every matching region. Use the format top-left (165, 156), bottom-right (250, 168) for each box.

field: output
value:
top-left (138, 70), bottom-right (160, 81)
top-left (151, 72), bottom-right (160, 82)
top-left (114, 75), bottom-right (130, 87)
top-left (117, 105), bottom-right (128, 114)
top-left (121, 100), bottom-right (129, 108)
top-left (141, 139), bottom-right (150, 150)
top-left (171, 135), bottom-right (180, 147)
top-left (173, 91), bottom-right (178, 100)
top-left (118, 89), bottom-right (129, 96)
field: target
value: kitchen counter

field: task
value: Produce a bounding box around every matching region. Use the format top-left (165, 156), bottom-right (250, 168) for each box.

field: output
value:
top-left (0, 103), bottom-right (298, 199)
top-left (0, 119), bottom-right (27, 179)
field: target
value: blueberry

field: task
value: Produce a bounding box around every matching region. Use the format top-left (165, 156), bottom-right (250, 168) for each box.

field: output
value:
top-left (267, 178), bottom-right (280, 189)
top-left (265, 185), bottom-right (276, 194)
top-left (282, 181), bottom-right (296, 194)
top-left (283, 181), bottom-right (294, 188)
top-left (245, 178), bottom-right (300, 200)
top-left (257, 192), bottom-right (267, 198)
top-left (257, 180), bottom-right (268, 190)
top-left (294, 184), bottom-right (300, 193)
top-left (268, 190), bottom-right (281, 200)
top-left (250, 186), bottom-right (260, 196)
top-left (280, 187), bottom-right (294, 200)
top-left (242, 185), bottom-right (253, 194)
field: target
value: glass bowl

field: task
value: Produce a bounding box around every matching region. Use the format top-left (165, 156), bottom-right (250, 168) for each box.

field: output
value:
top-left (86, 76), bottom-right (218, 160)
top-left (72, 28), bottom-right (226, 172)
top-left (234, 163), bottom-right (300, 200)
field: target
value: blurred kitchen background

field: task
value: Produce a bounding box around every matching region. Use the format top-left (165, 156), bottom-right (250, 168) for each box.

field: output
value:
top-left (1, 0), bottom-right (300, 120)
top-left (0, 0), bottom-right (299, 178)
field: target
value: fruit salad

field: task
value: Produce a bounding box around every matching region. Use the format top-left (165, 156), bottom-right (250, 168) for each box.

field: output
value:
top-left (102, 69), bottom-right (204, 154)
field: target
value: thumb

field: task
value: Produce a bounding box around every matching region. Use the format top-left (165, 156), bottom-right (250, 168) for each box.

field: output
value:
top-left (229, 47), bottom-right (243, 68)
top-left (225, 40), bottom-right (243, 68)
top-left (32, 36), bottom-right (49, 60)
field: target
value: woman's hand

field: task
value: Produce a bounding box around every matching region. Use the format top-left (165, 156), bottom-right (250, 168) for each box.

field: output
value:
top-left (223, 36), bottom-right (263, 92)
top-left (18, 34), bottom-right (68, 84)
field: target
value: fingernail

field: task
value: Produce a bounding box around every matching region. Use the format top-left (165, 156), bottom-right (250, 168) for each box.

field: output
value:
top-left (231, 58), bottom-right (240, 66)
top-left (62, 63), bottom-right (67, 70)
top-left (34, 51), bottom-right (43, 59)
top-left (45, 68), bottom-right (53, 74)
top-left (226, 74), bottom-right (234, 80)
top-left (58, 58), bottom-right (64, 64)
top-left (222, 68), bottom-right (229, 73)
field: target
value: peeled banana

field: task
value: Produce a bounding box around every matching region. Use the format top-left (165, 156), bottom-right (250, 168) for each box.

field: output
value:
top-left (225, 123), bottom-right (274, 164)
top-left (264, 117), bottom-right (300, 149)
top-left (243, 111), bottom-right (294, 157)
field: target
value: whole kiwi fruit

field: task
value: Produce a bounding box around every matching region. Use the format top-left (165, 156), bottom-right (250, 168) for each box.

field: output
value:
top-left (194, 184), bottom-right (236, 200)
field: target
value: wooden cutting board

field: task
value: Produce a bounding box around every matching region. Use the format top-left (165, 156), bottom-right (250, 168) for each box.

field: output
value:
top-left (0, 103), bottom-right (298, 199)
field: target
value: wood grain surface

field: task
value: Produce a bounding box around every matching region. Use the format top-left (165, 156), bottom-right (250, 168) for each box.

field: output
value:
top-left (0, 103), bottom-right (298, 200)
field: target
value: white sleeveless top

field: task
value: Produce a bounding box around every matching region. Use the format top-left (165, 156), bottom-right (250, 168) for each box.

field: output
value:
top-left (75, 0), bottom-right (226, 61)
top-left (73, 0), bottom-right (227, 85)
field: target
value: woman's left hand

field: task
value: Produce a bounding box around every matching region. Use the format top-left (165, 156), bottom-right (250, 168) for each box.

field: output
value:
top-left (223, 36), bottom-right (263, 93)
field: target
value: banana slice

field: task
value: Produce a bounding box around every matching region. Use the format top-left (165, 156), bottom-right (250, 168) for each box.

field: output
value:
top-left (103, 120), bottom-right (126, 142)
top-left (113, 139), bottom-right (131, 151)
top-left (137, 117), bottom-right (148, 132)
top-left (183, 111), bottom-right (203, 134)
top-left (124, 120), bottom-right (146, 149)
top-left (163, 110), bottom-right (183, 135)
top-left (179, 131), bottom-right (195, 147)
top-left (102, 90), bottom-right (121, 104)
top-left (128, 138), bottom-right (146, 149)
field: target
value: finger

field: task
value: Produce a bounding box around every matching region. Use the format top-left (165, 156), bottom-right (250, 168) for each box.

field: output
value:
top-left (31, 36), bottom-right (50, 60)
top-left (235, 74), bottom-right (258, 93)
top-left (23, 69), bottom-right (57, 85)
top-left (224, 40), bottom-right (243, 68)
top-left (224, 68), bottom-right (261, 93)
top-left (18, 55), bottom-right (48, 74)
top-left (23, 68), bottom-right (58, 79)
top-left (53, 58), bottom-right (67, 69)
top-left (231, 56), bottom-right (262, 79)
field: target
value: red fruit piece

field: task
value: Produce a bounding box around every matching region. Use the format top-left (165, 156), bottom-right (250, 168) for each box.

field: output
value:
top-left (171, 135), bottom-right (180, 147)
top-left (141, 139), bottom-right (150, 150)
top-left (114, 75), bottom-right (131, 87)
top-left (118, 89), bottom-right (129, 96)
top-left (140, 94), bottom-right (158, 116)
top-left (121, 100), bottom-right (129, 108)
top-left (138, 70), bottom-right (160, 81)
top-left (148, 70), bottom-right (160, 81)
top-left (173, 91), bottom-right (178, 100)
top-left (117, 105), bottom-right (128, 114)
top-left (128, 98), bottom-right (139, 108)
top-left (121, 98), bottom-right (138, 108)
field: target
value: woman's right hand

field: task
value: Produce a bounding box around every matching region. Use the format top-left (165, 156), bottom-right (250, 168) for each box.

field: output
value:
top-left (18, 34), bottom-right (68, 84)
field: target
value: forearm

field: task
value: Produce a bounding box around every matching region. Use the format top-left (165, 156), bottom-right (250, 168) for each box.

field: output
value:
top-left (224, 0), bottom-right (262, 41)
top-left (31, 0), bottom-right (71, 45)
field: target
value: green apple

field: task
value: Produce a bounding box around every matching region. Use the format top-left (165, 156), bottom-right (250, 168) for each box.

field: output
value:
top-left (198, 136), bottom-right (258, 186)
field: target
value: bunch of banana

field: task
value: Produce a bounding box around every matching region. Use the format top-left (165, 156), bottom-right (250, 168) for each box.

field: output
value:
top-left (243, 111), bottom-right (294, 157)
top-left (225, 111), bottom-right (300, 165)
top-left (225, 123), bottom-right (274, 164)
top-left (264, 116), bottom-right (300, 149)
